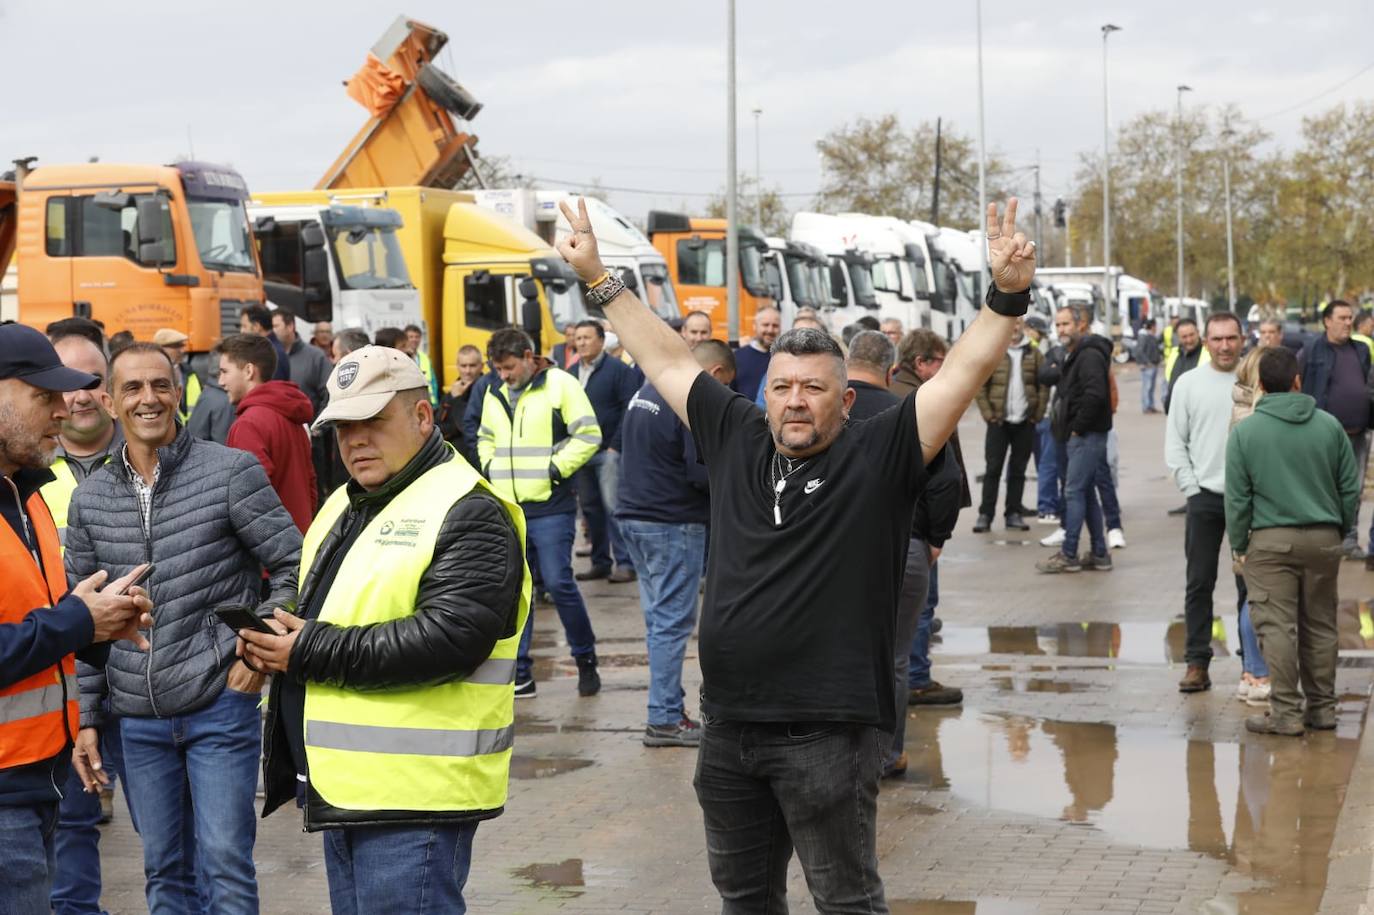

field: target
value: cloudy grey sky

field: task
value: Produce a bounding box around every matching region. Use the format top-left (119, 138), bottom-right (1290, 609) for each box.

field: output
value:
top-left (2, 0), bottom-right (1371, 226)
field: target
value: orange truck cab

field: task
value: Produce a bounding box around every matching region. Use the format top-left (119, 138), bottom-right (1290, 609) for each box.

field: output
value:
top-left (646, 211), bottom-right (775, 342)
top-left (15, 160), bottom-right (264, 354)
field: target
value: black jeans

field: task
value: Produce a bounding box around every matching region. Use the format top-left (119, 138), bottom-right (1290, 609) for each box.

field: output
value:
top-left (694, 718), bottom-right (888, 914)
top-left (979, 420), bottom-right (1035, 518)
top-left (1183, 490), bottom-right (1245, 668)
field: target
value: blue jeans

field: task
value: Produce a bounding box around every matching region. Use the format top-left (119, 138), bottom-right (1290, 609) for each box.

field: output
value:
top-left (517, 511), bottom-right (597, 682)
top-left (909, 559), bottom-right (940, 689)
top-left (1095, 435), bottom-right (1122, 532)
top-left (1239, 601), bottom-right (1270, 679)
top-left (694, 720), bottom-right (886, 911)
top-left (576, 450), bottom-right (633, 571)
top-left (1063, 432), bottom-right (1108, 559)
top-left (52, 718), bottom-right (131, 915)
top-left (120, 685), bottom-right (262, 915)
top-left (323, 822), bottom-right (478, 915)
top-left (1035, 418), bottom-right (1060, 516)
top-left (1140, 365), bottom-right (1159, 411)
top-left (618, 519), bottom-right (706, 726)
top-left (0, 801), bottom-right (59, 915)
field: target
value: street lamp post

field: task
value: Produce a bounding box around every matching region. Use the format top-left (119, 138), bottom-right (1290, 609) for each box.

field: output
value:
top-left (752, 107), bottom-right (763, 227)
top-left (1101, 23), bottom-right (1121, 336)
top-left (1222, 122), bottom-right (1236, 308)
top-left (725, 0), bottom-right (739, 342)
top-left (976, 0), bottom-right (989, 290)
top-left (1176, 85), bottom-right (1192, 303)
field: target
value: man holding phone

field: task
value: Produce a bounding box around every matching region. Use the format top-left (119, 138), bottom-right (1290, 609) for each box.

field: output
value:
top-left (65, 342), bottom-right (301, 913)
top-left (239, 345), bottom-right (527, 913)
top-left (0, 324), bottom-right (152, 913)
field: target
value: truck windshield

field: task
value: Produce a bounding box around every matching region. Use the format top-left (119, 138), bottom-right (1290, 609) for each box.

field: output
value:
top-left (187, 198), bottom-right (255, 273)
top-left (639, 262), bottom-right (678, 320)
top-left (871, 258), bottom-right (903, 295)
top-left (545, 279), bottom-right (591, 327)
top-left (329, 225), bottom-right (412, 290)
top-left (848, 262), bottom-right (877, 307)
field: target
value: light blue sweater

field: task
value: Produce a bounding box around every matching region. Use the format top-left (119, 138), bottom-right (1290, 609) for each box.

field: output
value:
top-left (1165, 364), bottom-right (1237, 497)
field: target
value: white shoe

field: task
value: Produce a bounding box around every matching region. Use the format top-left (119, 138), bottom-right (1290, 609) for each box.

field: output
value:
top-left (1244, 681), bottom-right (1272, 707)
top-left (1107, 528), bottom-right (1126, 550)
top-left (1037, 513), bottom-right (1060, 525)
top-left (1040, 528), bottom-right (1066, 548)
top-left (1235, 679), bottom-right (1251, 701)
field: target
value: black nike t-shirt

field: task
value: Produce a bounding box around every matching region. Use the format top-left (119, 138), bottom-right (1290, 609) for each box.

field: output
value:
top-left (687, 373), bottom-right (927, 732)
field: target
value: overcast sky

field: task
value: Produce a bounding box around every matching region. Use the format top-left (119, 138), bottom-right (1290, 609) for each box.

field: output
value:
top-left (2, 0), bottom-right (1371, 227)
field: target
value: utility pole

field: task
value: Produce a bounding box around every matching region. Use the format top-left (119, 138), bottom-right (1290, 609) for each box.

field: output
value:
top-left (1222, 120), bottom-right (1236, 308)
top-left (1033, 151), bottom-right (1043, 253)
top-left (752, 107), bottom-right (763, 228)
top-left (931, 117), bottom-right (943, 225)
top-left (1175, 84), bottom-right (1192, 301)
top-left (725, 0), bottom-right (739, 342)
top-left (1101, 23), bottom-right (1122, 335)
top-left (1066, 204), bottom-right (1072, 267)
top-left (975, 0), bottom-right (989, 289)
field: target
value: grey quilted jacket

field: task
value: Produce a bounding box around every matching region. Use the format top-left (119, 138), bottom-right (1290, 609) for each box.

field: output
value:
top-left (66, 427), bottom-right (301, 726)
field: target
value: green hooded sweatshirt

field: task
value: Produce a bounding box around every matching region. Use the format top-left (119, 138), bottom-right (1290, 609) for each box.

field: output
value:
top-left (1225, 391), bottom-right (1360, 553)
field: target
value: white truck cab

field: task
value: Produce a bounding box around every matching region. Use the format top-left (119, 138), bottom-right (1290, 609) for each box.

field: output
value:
top-left (248, 195), bottom-right (423, 339)
top-left (838, 214), bottom-right (933, 335)
top-left (470, 188), bottom-right (680, 325)
top-left (790, 211), bottom-right (878, 333)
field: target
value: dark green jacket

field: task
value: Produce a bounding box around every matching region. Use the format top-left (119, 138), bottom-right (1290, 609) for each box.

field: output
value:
top-left (975, 341), bottom-right (1047, 424)
top-left (1224, 392), bottom-right (1360, 553)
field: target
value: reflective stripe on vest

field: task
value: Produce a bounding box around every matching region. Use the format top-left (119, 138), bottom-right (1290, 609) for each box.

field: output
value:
top-left (0, 491), bottom-right (79, 770)
top-left (298, 450), bottom-right (531, 814)
top-left (476, 369), bottom-right (602, 506)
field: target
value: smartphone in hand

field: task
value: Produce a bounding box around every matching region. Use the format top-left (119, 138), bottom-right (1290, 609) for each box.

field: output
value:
top-left (213, 605), bottom-right (276, 635)
top-left (114, 563), bottom-right (154, 596)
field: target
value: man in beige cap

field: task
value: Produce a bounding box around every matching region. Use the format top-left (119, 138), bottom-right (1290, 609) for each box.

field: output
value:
top-left (152, 328), bottom-right (201, 423)
top-left (239, 345), bottom-right (528, 913)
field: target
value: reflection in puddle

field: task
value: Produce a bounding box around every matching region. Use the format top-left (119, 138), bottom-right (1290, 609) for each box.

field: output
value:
top-left (937, 621), bottom-right (1231, 664)
top-left (511, 859), bottom-right (584, 897)
top-left (509, 756), bottom-right (595, 779)
top-left (990, 676), bottom-right (1100, 694)
top-left (515, 716), bottom-right (640, 735)
top-left (905, 699), bottom-right (1368, 913)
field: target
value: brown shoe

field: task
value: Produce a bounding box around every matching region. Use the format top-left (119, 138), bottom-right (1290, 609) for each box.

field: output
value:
top-left (608, 568), bottom-right (638, 584)
top-left (1178, 666), bottom-right (1211, 693)
top-left (881, 752), bottom-right (909, 779)
top-left (1246, 714), bottom-right (1304, 737)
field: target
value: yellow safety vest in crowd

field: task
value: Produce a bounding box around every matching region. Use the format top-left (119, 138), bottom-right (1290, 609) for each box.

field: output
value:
top-left (1164, 343), bottom-right (1211, 380)
top-left (299, 452), bottom-right (531, 814)
top-left (38, 459), bottom-right (81, 548)
top-left (416, 350), bottom-right (439, 406)
top-left (477, 367), bottom-right (601, 506)
top-left (178, 371), bottom-right (202, 424)
top-left (1354, 333), bottom-right (1374, 353)
top-left (1162, 325), bottom-right (1176, 363)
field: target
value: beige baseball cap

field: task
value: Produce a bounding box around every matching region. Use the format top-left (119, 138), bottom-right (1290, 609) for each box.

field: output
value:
top-left (312, 345), bottom-right (427, 431)
top-left (152, 328), bottom-right (189, 346)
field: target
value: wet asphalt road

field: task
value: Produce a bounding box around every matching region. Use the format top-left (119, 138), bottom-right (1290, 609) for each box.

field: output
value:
top-left (94, 365), bottom-right (1374, 914)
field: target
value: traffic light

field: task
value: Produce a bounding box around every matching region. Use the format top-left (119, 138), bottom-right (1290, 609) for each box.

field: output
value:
top-left (1053, 198), bottom-right (1067, 228)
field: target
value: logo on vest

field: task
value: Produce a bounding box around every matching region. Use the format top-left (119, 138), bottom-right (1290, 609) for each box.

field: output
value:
top-left (337, 362), bottom-right (360, 389)
top-left (375, 517), bottom-right (427, 547)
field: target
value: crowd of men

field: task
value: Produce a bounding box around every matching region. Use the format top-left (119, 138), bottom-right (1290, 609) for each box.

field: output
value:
top-left (0, 192), bottom-right (1366, 913)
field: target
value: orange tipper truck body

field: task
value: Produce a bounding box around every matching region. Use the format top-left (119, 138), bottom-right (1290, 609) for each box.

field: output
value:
top-left (646, 211), bottom-right (775, 343)
top-left (16, 161), bottom-right (264, 351)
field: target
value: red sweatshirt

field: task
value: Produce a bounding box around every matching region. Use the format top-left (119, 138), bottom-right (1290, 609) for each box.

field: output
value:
top-left (227, 381), bottom-right (318, 533)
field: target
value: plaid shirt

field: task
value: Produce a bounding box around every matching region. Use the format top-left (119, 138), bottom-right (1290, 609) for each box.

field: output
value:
top-left (121, 445), bottom-right (161, 538)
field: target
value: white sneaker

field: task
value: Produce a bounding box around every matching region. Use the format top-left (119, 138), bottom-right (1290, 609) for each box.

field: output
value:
top-left (1235, 679), bottom-right (1251, 701)
top-left (1107, 528), bottom-right (1126, 550)
top-left (1037, 513), bottom-right (1060, 525)
top-left (1040, 528), bottom-right (1066, 548)
top-left (1244, 681), bottom-right (1272, 707)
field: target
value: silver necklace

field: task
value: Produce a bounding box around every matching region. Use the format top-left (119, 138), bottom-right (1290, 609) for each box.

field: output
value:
top-left (769, 450), bottom-right (812, 527)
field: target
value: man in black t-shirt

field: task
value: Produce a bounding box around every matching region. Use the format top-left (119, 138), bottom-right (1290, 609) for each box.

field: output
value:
top-left (554, 196), bottom-right (1038, 912)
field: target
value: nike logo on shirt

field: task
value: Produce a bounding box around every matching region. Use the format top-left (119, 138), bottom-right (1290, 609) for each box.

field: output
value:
top-left (804, 479), bottom-right (825, 494)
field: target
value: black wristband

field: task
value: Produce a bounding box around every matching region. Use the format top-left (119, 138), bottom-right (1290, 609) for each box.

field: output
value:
top-left (984, 284), bottom-right (1032, 317)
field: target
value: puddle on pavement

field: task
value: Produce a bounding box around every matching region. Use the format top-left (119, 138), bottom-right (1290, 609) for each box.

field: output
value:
top-left (890, 901), bottom-right (1037, 914)
top-left (516, 716), bottom-right (640, 735)
top-left (990, 676), bottom-right (1100, 694)
top-left (509, 755), bottom-right (595, 779)
top-left (902, 697), bottom-right (1368, 914)
top-left (531, 652), bottom-right (656, 680)
top-left (511, 859), bottom-right (584, 897)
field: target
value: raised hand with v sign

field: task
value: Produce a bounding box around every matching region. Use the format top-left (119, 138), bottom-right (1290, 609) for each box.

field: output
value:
top-left (986, 198), bottom-right (1036, 293)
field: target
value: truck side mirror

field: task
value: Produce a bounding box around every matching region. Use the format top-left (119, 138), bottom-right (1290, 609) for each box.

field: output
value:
top-left (252, 215), bottom-right (277, 236)
top-left (619, 268), bottom-right (639, 292)
top-left (135, 197), bottom-right (174, 267)
top-left (521, 298), bottom-right (543, 345)
top-left (301, 222), bottom-right (326, 249)
top-left (301, 246), bottom-right (333, 322)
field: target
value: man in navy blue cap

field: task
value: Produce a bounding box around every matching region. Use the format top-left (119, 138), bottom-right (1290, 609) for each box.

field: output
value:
top-left (0, 323), bottom-right (153, 913)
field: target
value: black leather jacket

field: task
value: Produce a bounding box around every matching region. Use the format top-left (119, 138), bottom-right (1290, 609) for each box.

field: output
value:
top-left (262, 430), bottom-right (523, 829)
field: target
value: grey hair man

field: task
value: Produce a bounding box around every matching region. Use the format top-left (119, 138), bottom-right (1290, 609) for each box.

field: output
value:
top-left (555, 195), bottom-right (1036, 909)
top-left (330, 328), bottom-right (372, 364)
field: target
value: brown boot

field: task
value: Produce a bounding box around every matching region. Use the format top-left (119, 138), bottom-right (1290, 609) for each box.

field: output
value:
top-left (1178, 666), bottom-right (1211, 693)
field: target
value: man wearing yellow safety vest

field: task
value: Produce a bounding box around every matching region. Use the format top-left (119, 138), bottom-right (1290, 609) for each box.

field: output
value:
top-left (478, 328), bottom-right (604, 698)
top-left (243, 345), bottom-right (527, 913)
top-left (0, 324), bottom-right (152, 912)
top-left (1164, 317), bottom-right (1210, 414)
top-left (405, 323), bottom-right (441, 406)
top-left (154, 328), bottom-right (202, 424)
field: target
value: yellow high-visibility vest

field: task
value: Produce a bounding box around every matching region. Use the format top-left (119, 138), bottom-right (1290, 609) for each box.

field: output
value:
top-left (477, 367), bottom-right (601, 506)
top-left (179, 371), bottom-right (202, 424)
top-left (39, 452), bottom-right (113, 550)
top-left (299, 451), bottom-right (530, 814)
top-left (416, 350), bottom-right (439, 406)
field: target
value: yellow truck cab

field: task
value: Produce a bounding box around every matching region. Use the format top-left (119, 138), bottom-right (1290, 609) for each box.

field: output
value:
top-left (646, 211), bottom-right (775, 342)
top-left (15, 161), bottom-right (264, 352)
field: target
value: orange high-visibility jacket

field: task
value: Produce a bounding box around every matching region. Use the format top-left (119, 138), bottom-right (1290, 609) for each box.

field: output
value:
top-left (0, 491), bottom-right (78, 769)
